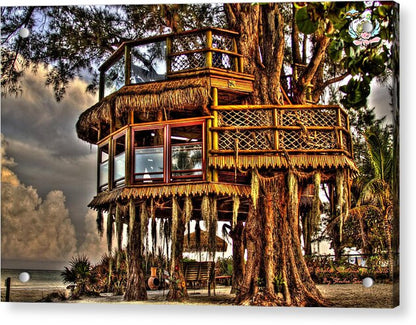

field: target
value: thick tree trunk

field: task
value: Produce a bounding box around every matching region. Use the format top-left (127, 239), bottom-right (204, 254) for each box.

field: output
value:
top-left (124, 204), bottom-right (147, 301)
top-left (230, 221), bottom-right (245, 294)
top-left (301, 209), bottom-right (313, 256)
top-left (236, 171), bottom-right (328, 306)
top-left (167, 199), bottom-right (188, 301)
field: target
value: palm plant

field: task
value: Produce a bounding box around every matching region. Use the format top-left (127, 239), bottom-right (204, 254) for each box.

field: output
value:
top-left (344, 125), bottom-right (394, 276)
top-left (61, 255), bottom-right (94, 297)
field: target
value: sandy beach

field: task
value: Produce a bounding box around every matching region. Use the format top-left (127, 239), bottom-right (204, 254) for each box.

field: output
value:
top-left (1, 284), bottom-right (396, 308)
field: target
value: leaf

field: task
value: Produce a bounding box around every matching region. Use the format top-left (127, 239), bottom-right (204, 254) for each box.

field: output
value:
top-left (295, 7), bottom-right (318, 35)
top-left (328, 40), bottom-right (343, 62)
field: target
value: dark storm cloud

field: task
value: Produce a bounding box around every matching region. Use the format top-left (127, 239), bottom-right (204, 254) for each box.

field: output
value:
top-left (1, 67), bottom-right (97, 158)
top-left (1, 66), bottom-right (98, 245)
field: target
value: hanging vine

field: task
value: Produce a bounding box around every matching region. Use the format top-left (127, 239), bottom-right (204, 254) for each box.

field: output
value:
top-left (336, 169), bottom-right (345, 242)
top-left (96, 208), bottom-right (104, 237)
top-left (171, 196), bottom-right (179, 268)
top-left (232, 194), bottom-right (240, 229)
top-left (311, 171), bottom-right (321, 233)
top-left (251, 168), bottom-right (260, 211)
top-left (140, 201), bottom-right (149, 255)
top-left (106, 204), bottom-right (114, 254)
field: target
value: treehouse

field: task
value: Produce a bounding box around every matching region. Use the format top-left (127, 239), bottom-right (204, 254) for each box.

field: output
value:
top-left (76, 27), bottom-right (356, 300)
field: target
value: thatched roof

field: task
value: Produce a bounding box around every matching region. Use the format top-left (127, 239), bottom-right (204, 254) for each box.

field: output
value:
top-left (184, 230), bottom-right (228, 252)
top-left (209, 154), bottom-right (358, 172)
top-left (76, 77), bottom-right (211, 143)
top-left (88, 182), bottom-right (251, 209)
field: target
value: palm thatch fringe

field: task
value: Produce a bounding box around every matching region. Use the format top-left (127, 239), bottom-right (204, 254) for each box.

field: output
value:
top-left (201, 194), bottom-right (211, 231)
top-left (184, 230), bottom-right (228, 253)
top-left (336, 169), bottom-right (345, 243)
top-left (209, 197), bottom-right (218, 260)
top-left (76, 77), bottom-right (210, 143)
top-left (150, 198), bottom-right (157, 255)
top-left (106, 204), bottom-right (114, 254)
top-left (115, 204), bottom-right (123, 270)
top-left (251, 169), bottom-right (260, 212)
top-left (96, 209), bottom-right (104, 237)
top-left (288, 170), bottom-right (299, 223)
top-left (232, 194), bottom-right (240, 229)
top-left (311, 172), bottom-right (321, 233)
top-left (88, 183), bottom-right (251, 210)
top-left (209, 154), bottom-right (358, 172)
top-left (128, 198), bottom-right (135, 243)
top-left (171, 196), bottom-right (179, 270)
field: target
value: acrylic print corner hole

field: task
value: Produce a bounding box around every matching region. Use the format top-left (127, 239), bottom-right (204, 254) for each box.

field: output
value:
top-left (18, 272), bottom-right (30, 283)
top-left (1, 1), bottom-right (399, 307)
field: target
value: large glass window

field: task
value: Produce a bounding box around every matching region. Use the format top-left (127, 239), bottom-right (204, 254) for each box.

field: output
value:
top-left (104, 56), bottom-right (125, 97)
top-left (113, 134), bottom-right (126, 187)
top-left (98, 143), bottom-right (109, 191)
top-left (170, 124), bottom-right (203, 181)
top-left (130, 41), bottom-right (167, 84)
top-left (134, 128), bottom-right (164, 183)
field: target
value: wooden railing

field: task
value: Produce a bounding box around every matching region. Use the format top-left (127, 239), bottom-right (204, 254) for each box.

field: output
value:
top-left (209, 105), bottom-right (352, 156)
top-left (99, 28), bottom-right (243, 99)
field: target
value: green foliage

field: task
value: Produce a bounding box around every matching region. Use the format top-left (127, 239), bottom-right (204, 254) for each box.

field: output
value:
top-left (295, 7), bottom-right (318, 35)
top-left (61, 255), bottom-right (96, 297)
top-left (217, 256), bottom-right (233, 276)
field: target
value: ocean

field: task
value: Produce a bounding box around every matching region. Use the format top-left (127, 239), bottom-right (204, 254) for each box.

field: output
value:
top-left (1, 268), bottom-right (67, 302)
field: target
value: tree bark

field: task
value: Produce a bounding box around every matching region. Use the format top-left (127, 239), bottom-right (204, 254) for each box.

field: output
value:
top-left (124, 204), bottom-right (148, 301)
top-left (230, 221), bottom-right (245, 294)
top-left (167, 199), bottom-right (188, 301)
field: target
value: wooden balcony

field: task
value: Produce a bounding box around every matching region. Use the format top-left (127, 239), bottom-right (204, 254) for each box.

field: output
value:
top-left (99, 27), bottom-right (245, 100)
top-left (208, 104), bottom-right (355, 171)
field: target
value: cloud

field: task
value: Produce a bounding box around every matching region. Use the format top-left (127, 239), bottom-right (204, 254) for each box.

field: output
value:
top-left (77, 209), bottom-right (108, 264)
top-left (1, 139), bottom-right (106, 268)
top-left (1, 63), bottom-right (98, 242)
top-left (1, 177), bottom-right (78, 264)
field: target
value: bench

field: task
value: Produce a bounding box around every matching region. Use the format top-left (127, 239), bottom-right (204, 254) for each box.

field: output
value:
top-left (183, 261), bottom-right (216, 296)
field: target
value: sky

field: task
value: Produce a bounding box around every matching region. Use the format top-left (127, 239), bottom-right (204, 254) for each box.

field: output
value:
top-left (1, 65), bottom-right (107, 270)
top-left (0, 3), bottom-right (395, 271)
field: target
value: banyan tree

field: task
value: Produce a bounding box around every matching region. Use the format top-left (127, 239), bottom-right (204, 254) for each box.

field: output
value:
top-left (76, 9), bottom-right (357, 305)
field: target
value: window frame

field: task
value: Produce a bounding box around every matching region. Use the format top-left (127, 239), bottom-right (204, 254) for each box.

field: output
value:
top-left (97, 141), bottom-right (110, 192)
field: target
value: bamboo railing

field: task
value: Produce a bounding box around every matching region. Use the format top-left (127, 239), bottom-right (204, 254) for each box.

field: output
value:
top-left (209, 104), bottom-right (353, 157)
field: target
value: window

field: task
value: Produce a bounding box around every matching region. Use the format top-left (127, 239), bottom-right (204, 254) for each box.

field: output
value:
top-left (170, 124), bottom-right (203, 181)
top-left (113, 134), bottom-right (126, 187)
top-left (98, 143), bottom-right (109, 191)
top-left (130, 41), bottom-right (167, 84)
top-left (133, 128), bottom-right (164, 183)
top-left (104, 55), bottom-right (125, 97)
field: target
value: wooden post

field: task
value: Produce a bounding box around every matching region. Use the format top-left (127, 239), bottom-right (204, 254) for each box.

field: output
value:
top-left (5, 277), bottom-right (11, 302)
top-left (166, 36), bottom-right (172, 74)
top-left (206, 118), bottom-right (213, 181)
top-left (232, 38), bottom-right (239, 72)
top-left (125, 45), bottom-right (131, 86)
top-left (212, 88), bottom-right (219, 182)
top-left (108, 137), bottom-right (114, 190)
top-left (99, 70), bottom-right (105, 100)
top-left (126, 126), bottom-right (132, 186)
top-left (336, 108), bottom-right (343, 149)
top-left (206, 30), bottom-right (213, 68)
top-left (273, 108), bottom-right (280, 150)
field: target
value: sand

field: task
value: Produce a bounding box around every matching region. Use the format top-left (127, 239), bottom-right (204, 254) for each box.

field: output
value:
top-left (1, 284), bottom-right (396, 308)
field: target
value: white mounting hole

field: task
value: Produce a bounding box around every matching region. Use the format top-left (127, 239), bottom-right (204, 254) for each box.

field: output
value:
top-left (19, 27), bottom-right (30, 38)
top-left (19, 272), bottom-right (30, 283)
top-left (362, 277), bottom-right (374, 288)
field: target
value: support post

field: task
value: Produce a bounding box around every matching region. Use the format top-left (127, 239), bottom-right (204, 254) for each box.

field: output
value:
top-left (5, 277), bottom-right (11, 302)
top-left (125, 45), bottom-right (131, 86)
top-left (212, 88), bottom-right (219, 182)
top-left (206, 30), bottom-right (213, 68)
